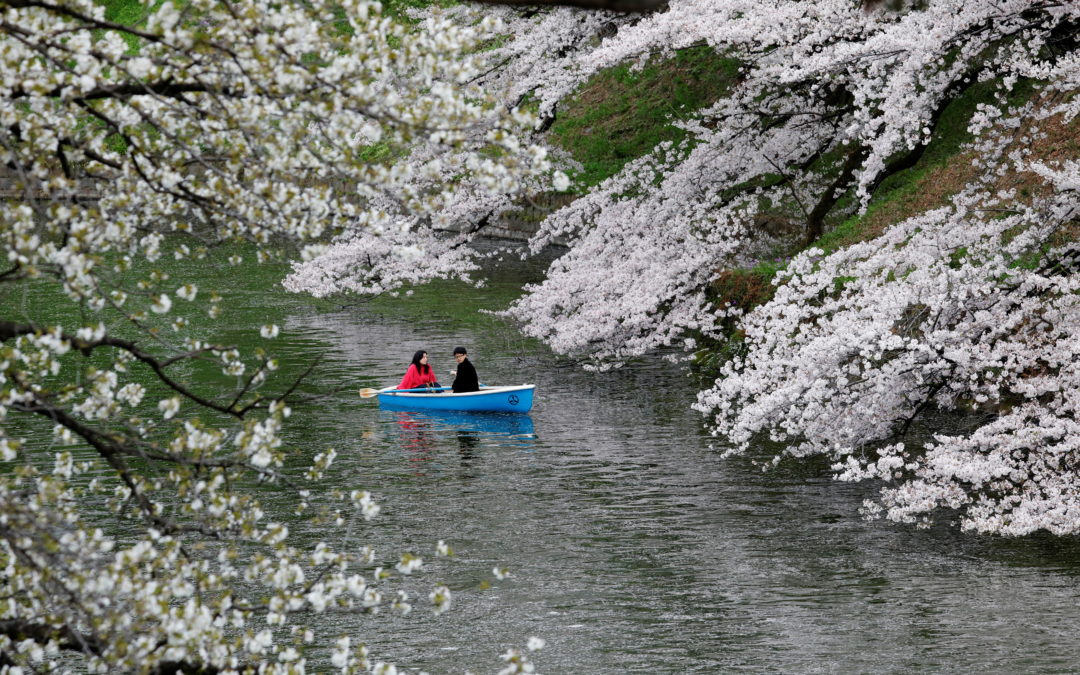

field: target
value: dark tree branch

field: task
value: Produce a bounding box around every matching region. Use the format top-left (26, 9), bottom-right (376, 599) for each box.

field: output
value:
top-left (236, 356), bottom-right (321, 416)
top-left (536, 101), bottom-right (559, 133)
top-left (13, 395), bottom-right (186, 532)
top-left (466, 0), bottom-right (666, 12)
top-left (898, 380), bottom-right (949, 440)
top-left (805, 145), bottom-right (867, 245)
top-left (0, 619), bottom-right (103, 655)
top-left (12, 393), bottom-right (271, 538)
top-left (87, 341), bottom-right (238, 418)
top-left (0, 319), bottom-right (317, 485)
top-left (55, 142), bottom-right (72, 180)
top-left (80, 147), bottom-right (123, 171)
top-left (762, 153), bottom-right (812, 223)
top-left (149, 661), bottom-right (222, 675)
top-left (0, 320), bottom-right (242, 418)
top-left (0, 321), bottom-right (35, 341)
top-left (0, 619), bottom-right (232, 674)
top-left (62, 81), bottom-right (222, 103)
top-left (864, 76), bottom-right (982, 200)
top-left (1, 0), bottom-right (163, 42)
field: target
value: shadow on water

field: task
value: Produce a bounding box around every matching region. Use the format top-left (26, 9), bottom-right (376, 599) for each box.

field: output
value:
top-left (382, 409), bottom-right (536, 440)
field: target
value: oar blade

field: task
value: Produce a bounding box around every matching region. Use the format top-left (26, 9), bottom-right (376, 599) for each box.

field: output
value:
top-left (358, 387), bottom-right (379, 398)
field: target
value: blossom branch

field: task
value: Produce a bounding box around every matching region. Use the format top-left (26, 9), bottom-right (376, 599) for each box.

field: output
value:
top-left (467, 0), bottom-right (665, 12)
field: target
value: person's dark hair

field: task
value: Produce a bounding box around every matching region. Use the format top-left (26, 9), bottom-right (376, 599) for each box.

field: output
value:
top-left (453, 346), bottom-right (467, 355)
top-left (411, 350), bottom-right (431, 375)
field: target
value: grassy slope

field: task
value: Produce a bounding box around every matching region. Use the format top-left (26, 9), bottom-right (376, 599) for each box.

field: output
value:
top-left (548, 50), bottom-right (1065, 290)
top-left (811, 79), bottom-right (1041, 255)
top-left (549, 46), bottom-right (739, 189)
top-left (543, 49), bottom-right (1080, 374)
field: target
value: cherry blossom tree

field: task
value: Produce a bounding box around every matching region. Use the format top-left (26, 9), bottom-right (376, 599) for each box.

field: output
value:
top-left (282, 2), bottom-right (613, 297)
top-left (0, 0), bottom-right (553, 670)
top-left (501, 0), bottom-right (1080, 367)
top-left (502, 0), bottom-right (1079, 533)
top-left (291, 0), bottom-right (1080, 535)
top-left (697, 97), bottom-right (1080, 534)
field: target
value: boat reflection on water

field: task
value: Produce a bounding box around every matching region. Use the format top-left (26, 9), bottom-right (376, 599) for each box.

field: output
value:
top-left (381, 409), bottom-right (537, 454)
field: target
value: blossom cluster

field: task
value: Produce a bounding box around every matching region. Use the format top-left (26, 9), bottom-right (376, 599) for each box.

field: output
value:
top-left (283, 3), bottom-right (610, 297)
top-left (697, 92), bottom-right (1080, 534)
top-left (0, 0), bottom-right (535, 671)
top-left (278, 0), bottom-right (1080, 535)
top-left (364, 0), bottom-right (1080, 536)
top-left (493, 0), bottom-right (1079, 365)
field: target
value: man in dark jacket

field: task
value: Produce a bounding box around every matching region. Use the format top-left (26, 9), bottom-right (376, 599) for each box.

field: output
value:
top-left (450, 346), bottom-right (480, 393)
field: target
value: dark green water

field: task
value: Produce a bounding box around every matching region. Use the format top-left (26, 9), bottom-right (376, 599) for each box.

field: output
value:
top-left (11, 243), bottom-right (1080, 672)
top-left (257, 248), bottom-right (1080, 674)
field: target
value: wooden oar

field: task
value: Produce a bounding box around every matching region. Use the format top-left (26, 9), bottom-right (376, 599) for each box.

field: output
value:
top-left (359, 386), bottom-right (452, 398)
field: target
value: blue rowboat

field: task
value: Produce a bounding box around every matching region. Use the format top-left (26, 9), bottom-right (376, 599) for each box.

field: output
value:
top-left (376, 385), bottom-right (535, 413)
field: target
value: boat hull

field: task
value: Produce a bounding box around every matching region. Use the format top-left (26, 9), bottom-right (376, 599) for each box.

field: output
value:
top-left (376, 385), bottom-right (535, 413)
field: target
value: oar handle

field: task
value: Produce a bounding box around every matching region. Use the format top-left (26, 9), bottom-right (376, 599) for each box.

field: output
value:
top-left (360, 385), bottom-right (455, 398)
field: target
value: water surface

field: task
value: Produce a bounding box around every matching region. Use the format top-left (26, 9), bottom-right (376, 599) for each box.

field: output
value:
top-left (253, 252), bottom-right (1080, 674)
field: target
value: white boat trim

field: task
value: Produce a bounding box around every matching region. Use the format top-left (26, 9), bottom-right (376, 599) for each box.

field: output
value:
top-left (378, 384), bottom-right (535, 398)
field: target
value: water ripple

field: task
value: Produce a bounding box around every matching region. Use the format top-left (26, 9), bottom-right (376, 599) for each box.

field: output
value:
top-left (268, 272), bottom-right (1080, 674)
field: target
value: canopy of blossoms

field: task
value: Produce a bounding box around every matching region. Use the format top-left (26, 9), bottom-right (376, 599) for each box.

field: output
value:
top-left (292, 0), bottom-right (1080, 535)
top-left (0, 0), bottom-right (552, 671)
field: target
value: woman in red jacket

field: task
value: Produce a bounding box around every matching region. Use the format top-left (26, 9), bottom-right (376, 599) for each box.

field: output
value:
top-left (398, 350), bottom-right (440, 390)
